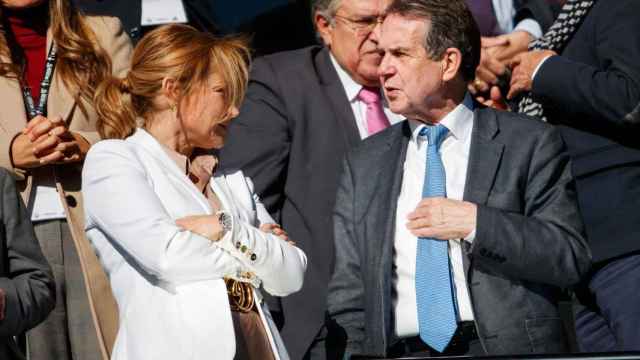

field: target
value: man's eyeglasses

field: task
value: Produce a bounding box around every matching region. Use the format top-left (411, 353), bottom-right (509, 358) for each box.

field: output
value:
top-left (333, 14), bottom-right (383, 36)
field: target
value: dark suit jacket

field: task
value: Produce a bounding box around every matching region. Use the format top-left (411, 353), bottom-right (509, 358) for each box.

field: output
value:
top-left (218, 46), bottom-right (363, 359)
top-left (75, 0), bottom-right (218, 42)
top-left (532, 0), bottom-right (640, 262)
top-left (513, 0), bottom-right (558, 34)
top-left (326, 110), bottom-right (591, 358)
top-left (0, 168), bottom-right (55, 360)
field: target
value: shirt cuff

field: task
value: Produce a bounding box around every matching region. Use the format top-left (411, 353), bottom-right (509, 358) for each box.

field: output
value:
top-left (463, 228), bottom-right (476, 244)
top-left (514, 19), bottom-right (542, 39)
top-left (532, 55), bottom-right (555, 81)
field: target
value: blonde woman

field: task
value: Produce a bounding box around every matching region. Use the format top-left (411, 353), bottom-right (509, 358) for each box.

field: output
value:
top-left (0, 0), bottom-right (132, 359)
top-left (83, 24), bottom-right (306, 360)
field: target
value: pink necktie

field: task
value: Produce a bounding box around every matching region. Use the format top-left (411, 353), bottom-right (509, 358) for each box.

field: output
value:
top-left (358, 87), bottom-right (391, 136)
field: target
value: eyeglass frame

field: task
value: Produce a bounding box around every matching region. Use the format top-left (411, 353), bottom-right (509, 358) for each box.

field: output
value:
top-left (331, 13), bottom-right (384, 36)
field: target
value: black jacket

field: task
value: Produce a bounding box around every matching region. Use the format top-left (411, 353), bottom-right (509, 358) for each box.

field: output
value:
top-left (532, 0), bottom-right (640, 262)
top-left (0, 168), bottom-right (55, 360)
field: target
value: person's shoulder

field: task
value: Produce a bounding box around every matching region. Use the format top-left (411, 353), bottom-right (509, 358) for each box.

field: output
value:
top-left (0, 167), bottom-right (14, 191)
top-left (349, 122), bottom-right (406, 162)
top-left (85, 137), bottom-right (135, 163)
top-left (82, 15), bottom-right (125, 36)
top-left (253, 45), bottom-right (324, 75)
top-left (0, 167), bottom-right (11, 180)
top-left (480, 108), bottom-right (561, 150)
top-left (483, 107), bottom-right (553, 134)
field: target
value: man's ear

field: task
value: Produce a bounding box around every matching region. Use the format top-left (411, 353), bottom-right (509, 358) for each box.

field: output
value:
top-left (161, 77), bottom-right (180, 106)
top-left (315, 11), bottom-right (334, 47)
top-left (440, 47), bottom-right (463, 83)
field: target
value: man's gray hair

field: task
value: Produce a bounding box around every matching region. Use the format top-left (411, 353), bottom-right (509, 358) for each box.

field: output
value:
top-left (312, 0), bottom-right (343, 26)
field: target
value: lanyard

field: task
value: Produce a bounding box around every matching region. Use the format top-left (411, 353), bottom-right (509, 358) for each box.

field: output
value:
top-left (22, 42), bottom-right (57, 120)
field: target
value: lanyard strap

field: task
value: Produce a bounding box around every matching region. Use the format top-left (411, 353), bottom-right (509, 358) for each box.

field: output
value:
top-left (22, 42), bottom-right (58, 120)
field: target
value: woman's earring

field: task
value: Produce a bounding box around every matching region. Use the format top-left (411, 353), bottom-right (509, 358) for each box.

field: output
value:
top-left (170, 103), bottom-right (177, 112)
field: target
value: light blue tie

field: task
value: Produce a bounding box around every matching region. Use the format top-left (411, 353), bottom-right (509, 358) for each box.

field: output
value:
top-left (415, 124), bottom-right (457, 352)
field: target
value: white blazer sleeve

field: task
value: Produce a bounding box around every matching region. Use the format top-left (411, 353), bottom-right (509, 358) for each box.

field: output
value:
top-left (216, 176), bottom-right (307, 297)
top-left (82, 141), bottom-right (243, 285)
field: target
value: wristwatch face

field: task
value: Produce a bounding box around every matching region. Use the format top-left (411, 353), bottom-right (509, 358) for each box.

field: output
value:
top-left (219, 212), bottom-right (232, 233)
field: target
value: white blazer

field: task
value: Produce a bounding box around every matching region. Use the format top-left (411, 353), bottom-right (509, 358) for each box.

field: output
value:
top-left (82, 129), bottom-right (307, 360)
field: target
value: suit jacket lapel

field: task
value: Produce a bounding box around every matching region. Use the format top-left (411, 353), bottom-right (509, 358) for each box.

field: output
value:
top-left (355, 123), bottom-right (410, 312)
top-left (367, 123), bottom-right (410, 342)
top-left (315, 47), bottom-right (361, 149)
top-left (462, 108), bottom-right (504, 275)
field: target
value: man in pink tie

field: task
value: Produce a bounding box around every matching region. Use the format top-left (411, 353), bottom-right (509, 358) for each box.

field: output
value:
top-left (218, 1), bottom-right (402, 359)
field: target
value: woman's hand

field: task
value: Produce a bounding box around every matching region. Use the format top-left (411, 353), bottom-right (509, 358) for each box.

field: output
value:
top-left (176, 214), bottom-right (225, 241)
top-left (260, 223), bottom-right (291, 243)
top-left (188, 154), bottom-right (217, 191)
top-left (10, 115), bottom-right (90, 168)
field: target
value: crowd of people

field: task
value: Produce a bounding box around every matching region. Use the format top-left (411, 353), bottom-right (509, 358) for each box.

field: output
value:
top-left (0, 0), bottom-right (638, 359)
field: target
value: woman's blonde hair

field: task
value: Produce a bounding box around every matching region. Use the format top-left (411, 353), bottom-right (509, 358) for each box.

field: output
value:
top-left (0, 0), bottom-right (113, 115)
top-left (95, 24), bottom-right (250, 140)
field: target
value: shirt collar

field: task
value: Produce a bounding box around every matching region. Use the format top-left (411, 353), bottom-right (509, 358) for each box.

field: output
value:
top-left (409, 93), bottom-right (474, 144)
top-left (329, 53), bottom-right (369, 102)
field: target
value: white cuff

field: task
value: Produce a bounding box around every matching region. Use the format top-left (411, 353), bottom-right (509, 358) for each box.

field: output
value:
top-left (514, 19), bottom-right (542, 39)
top-left (463, 228), bottom-right (476, 244)
top-left (532, 55), bottom-right (554, 81)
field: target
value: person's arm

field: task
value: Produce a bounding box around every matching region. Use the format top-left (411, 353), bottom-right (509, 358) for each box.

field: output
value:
top-left (326, 157), bottom-right (365, 359)
top-left (0, 169), bottom-right (55, 337)
top-left (217, 57), bottom-right (291, 221)
top-left (513, 0), bottom-right (556, 34)
top-left (471, 125), bottom-right (591, 288)
top-left (226, 176), bottom-right (306, 296)
top-left (531, 0), bottom-right (640, 128)
top-left (82, 141), bottom-right (245, 285)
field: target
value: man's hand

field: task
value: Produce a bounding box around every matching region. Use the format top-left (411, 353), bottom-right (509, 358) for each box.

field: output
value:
top-left (469, 46), bottom-right (508, 96)
top-left (508, 50), bottom-right (557, 99)
top-left (469, 31), bottom-right (535, 108)
top-left (176, 214), bottom-right (225, 241)
top-left (485, 31), bottom-right (534, 63)
top-left (0, 288), bottom-right (5, 321)
top-left (260, 223), bottom-right (291, 242)
top-left (406, 197), bottom-right (477, 240)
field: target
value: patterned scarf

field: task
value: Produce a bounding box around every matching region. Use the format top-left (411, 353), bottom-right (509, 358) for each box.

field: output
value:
top-left (515, 0), bottom-right (596, 120)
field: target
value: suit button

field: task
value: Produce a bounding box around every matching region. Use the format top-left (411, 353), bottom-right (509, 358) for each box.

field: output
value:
top-left (65, 195), bottom-right (77, 207)
top-left (240, 245), bottom-right (247, 253)
top-left (235, 242), bottom-right (241, 249)
top-left (250, 253), bottom-right (257, 261)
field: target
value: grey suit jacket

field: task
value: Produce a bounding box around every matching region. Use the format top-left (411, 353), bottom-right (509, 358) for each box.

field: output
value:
top-left (326, 108), bottom-right (591, 358)
top-left (0, 168), bottom-right (55, 360)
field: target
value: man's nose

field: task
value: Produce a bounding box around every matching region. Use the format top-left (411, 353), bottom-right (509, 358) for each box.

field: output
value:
top-left (378, 55), bottom-right (394, 78)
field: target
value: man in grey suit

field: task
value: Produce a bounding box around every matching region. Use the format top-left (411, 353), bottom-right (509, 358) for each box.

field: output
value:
top-left (218, 1), bottom-right (401, 358)
top-left (326, 0), bottom-right (590, 358)
top-left (0, 168), bottom-right (55, 360)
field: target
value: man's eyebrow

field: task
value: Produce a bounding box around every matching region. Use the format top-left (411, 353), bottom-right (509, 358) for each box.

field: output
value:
top-left (384, 45), bottom-right (412, 53)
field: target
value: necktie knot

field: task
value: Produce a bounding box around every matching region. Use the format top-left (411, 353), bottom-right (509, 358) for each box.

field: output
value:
top-left (419, 124), bottom-right (449, 148)
top-left (357, 86), bottom-right (382, 105)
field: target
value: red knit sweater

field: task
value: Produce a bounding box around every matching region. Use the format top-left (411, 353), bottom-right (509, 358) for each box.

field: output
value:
top-left (6, 3), bottom-right (49, 102)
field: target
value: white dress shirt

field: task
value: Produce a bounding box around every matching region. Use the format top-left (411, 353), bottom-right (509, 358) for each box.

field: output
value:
top-left (492, 0), bottom-right (543, 39)
top-left (330, 55), bottom-right (405, 139)
top-left (393, 94), bottom-right (476, 338)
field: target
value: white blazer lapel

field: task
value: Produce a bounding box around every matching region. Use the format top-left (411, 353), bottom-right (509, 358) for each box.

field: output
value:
top-left (210, 176), bottom-right (240, 219)
top-left (128, 129), bottom-right (211, 213)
